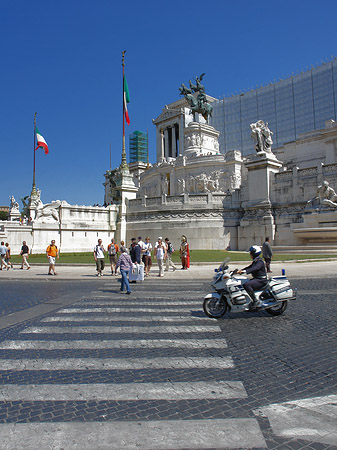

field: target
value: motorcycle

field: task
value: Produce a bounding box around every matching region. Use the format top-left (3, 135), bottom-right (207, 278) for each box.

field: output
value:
top-left (203, 259), bottom-right (297, 318)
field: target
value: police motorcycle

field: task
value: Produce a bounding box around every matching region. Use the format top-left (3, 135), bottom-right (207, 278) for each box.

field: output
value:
top-left (203, 257), bottom-right (296, 319)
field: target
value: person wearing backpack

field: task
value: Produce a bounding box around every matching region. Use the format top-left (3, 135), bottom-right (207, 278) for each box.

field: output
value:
top-left (108, 238), bottom-right (119, 275)
top-left (164, 237), bottom-right (177, 272)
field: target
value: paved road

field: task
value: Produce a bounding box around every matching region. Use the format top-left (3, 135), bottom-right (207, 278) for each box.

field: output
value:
top-left (0, 266), bottom-right (336, 449)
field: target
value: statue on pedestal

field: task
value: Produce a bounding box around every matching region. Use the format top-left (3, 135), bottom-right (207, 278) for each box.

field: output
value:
top-left (9, 196), bottom-right (19, 212)
top-left (250, 120), bottom-right (273, 153)
top-left (179, 73), bottom-right (213, 122)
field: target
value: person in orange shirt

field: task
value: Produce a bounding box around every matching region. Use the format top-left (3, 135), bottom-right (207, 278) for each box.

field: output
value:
top-left (46, 239), bottom-right (59, 275)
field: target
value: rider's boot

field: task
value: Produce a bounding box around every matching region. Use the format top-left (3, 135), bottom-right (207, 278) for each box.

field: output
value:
top-left (249, 291), bottom-right (261, 310)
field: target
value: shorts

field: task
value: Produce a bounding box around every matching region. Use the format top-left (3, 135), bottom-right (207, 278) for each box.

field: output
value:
top-left (48, 256), bottom-right (56, 264)
top-left (109, 254), bottom-right (118, 264)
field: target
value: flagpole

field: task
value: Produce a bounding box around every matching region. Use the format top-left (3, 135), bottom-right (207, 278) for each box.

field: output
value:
top-left (147, 129), bottom-right (150, 169)
top-left (121, 50), bottom-right (128, 169)
top-left (32, 112), bottom-right (37, 196)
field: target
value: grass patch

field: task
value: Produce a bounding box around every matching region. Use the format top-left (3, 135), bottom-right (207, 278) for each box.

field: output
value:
top-left (10, 250), bottom-right (337, 265)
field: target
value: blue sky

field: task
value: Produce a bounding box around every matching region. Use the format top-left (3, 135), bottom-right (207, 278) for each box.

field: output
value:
top-left (1, 0), bottom-right (337, 208)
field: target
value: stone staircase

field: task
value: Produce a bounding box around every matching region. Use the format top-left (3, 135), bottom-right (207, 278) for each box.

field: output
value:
top-left (273, 245), bottom-right (337, 254)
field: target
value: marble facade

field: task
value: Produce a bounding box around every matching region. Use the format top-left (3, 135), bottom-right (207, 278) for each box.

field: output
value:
top-left (0, 194), bottom-right (118, 254)
top-left (3, 104), bottom-right (337, 254)
top-left (123, 103), bottom-right (337, 251)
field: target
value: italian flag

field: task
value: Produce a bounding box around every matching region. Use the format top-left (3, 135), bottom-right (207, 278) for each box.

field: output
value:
top-left (35, 127), bottom-right (49, 154)
top-left (124, 76), bottom-right (130, 126)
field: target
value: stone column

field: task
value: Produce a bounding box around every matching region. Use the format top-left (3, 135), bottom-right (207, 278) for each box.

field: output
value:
top-left (171, 125), bottom-right (177, 158)
top-left (179, 113), bottom-right (185, 156)
top-left (156, 128), bottom-right (164, 162)
top-left (164, 129), bottom-right (169, 159)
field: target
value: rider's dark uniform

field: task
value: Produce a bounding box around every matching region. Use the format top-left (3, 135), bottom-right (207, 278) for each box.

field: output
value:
top-left (243, 257), bottom-right (267, 300)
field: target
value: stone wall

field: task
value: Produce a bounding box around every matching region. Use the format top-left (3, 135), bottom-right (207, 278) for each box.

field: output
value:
top-left (0, 203), bottom-right (118, 254)
top-left (126, 192), bottom-right (241, 251)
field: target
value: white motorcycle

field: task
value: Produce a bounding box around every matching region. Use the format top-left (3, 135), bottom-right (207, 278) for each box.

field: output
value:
top-left (203, 259), bottom-right (297, 318)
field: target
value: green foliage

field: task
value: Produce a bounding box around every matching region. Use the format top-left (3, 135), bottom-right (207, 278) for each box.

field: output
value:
top-left (0, 211), bottom-right (8, 221)
top-left (10, 250), bottom-right (337, 265)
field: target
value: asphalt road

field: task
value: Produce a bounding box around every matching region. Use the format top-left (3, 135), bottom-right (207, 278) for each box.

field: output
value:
top-left (0, 272), bottom-right (336, 449)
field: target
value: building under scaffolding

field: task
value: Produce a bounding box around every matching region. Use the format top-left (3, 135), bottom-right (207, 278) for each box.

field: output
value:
top-left (129, 130), bottom-right (148, 163)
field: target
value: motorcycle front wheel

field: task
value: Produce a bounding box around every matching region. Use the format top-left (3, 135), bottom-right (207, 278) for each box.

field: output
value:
top-left (203, 295), bottom-right (228, 318)
top-left (265, 300), bottom-right (288, 316)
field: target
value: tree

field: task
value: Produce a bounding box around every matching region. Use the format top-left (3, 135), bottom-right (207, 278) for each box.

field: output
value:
top-left (0, 211), bottom-right (8, 221)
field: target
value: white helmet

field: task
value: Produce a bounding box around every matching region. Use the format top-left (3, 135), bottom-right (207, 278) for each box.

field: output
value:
top-left (249, 245), bottom-right (261, 257)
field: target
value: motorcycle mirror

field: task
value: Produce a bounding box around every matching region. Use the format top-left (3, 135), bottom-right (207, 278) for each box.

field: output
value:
top-left (214, 269), bottom-right (218, 273)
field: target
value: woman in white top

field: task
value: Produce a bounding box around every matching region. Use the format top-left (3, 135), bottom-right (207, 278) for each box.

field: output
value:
top-left (143, 236), bottom-right (153, 277)
top-left (155, 237), bottom-right (167, 277)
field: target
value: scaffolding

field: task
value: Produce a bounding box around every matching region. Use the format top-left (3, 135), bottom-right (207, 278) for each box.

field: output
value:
top-left (129, 130), bottom-right (148, 163)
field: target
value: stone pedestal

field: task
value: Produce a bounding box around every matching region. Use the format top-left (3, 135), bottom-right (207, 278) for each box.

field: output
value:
top-left (293, 210), bottom-right (337, 244)
top-left (244, 151), bottom-right (283, 207)
top-left (8, 209), bottom-right (20, 221)
top-left (184, 122), bottom-right (220, 157)
top-left (109, 165), bottom-right (138, 244)
top-left (238, 152), bottom-right (283, 250)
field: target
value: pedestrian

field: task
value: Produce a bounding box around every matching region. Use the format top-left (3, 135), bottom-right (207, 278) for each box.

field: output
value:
top-left (20, 241), bottom-right (30, 270)
top-left (155, 237), bottom-right (167, 277)
top-left (107, 238), bottom-right (119, 275)
top-left (262, 237), bottom-right (273, 273)
top-left (164, 237), bottom-right (177, 272)
top-left (138, 236), bottom-right (145, 264)
top-left (5, 243), bottom-right (13, 269)
top-left (46, 239), bottom-right (59, 275)
top-left (143, 236), bottom-right (153, 276)
top-left (116, 246), bottom-right (133, 294)
top-left (94, 239), bottom-right (106, 276)
top-left (0, 241), bottom-right (9, 270)
top-left (130, 237), bottom-right (141, 264)
top-left (180, 235), bottom-right (190, 270)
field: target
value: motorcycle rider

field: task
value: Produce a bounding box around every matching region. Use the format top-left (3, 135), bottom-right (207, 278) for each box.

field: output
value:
top-left (237, 245), bottom-right (267, 310)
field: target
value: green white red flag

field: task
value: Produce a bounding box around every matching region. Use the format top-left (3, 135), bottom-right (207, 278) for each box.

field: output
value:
top-left (35, 127), bottom-right (49, 154)
top-left (123, 76), bottom-right (130, 126)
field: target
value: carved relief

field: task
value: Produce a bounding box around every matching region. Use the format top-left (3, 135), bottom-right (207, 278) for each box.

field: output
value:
top-left (177, 178), bottom-right (186, 194)
top-left (180, 169), bottom-right (240, 194)
top-left (34, 200), bottom-right (61, 223)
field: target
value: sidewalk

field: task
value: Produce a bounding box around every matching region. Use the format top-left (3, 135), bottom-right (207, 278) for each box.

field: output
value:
top-left (0, 260), bottom-right (335, 280)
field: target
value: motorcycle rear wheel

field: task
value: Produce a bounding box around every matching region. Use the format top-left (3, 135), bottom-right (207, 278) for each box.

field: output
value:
top-left (265, 300), bottom-right (288, 316)
top-left (203, 295), bottom-right (228, 318)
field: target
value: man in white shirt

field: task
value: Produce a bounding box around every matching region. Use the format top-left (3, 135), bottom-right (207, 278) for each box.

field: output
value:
top-left (0, 241), bottom-right (8, 270)
top-left (94, 239), bottom-right (106, 276)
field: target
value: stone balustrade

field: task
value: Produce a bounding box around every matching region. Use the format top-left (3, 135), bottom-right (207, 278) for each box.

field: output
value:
top-left (128, 192), bottom-right (234, 211)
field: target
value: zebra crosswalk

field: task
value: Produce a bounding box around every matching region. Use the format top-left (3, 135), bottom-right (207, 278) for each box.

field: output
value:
top-left (0, 282), bottom-right (267, 449)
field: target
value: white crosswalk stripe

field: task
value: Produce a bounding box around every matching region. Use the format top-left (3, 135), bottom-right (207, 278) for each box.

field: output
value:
top-left (82, 300), bottom-right (201, 305)
top-left (40, 316), bottom-right (206, 322)
top-left (20, 325), bottom-right (221, 334)
top-left (1, 356), bottom-right (234, 370)
top-left (56, 307), bottom-right (200, 313)
top-left (0, 290), bottom-right (267, 449)
top-left (0, 339), bottom-right (227, 349)
top-left (0, 381), bottom-right (246, 401)
top-left (0, 420), bottom-right (266, 449)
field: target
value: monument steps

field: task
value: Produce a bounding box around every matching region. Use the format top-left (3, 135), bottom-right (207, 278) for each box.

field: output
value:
top-left (273, 245), bottom-right (337, 254)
